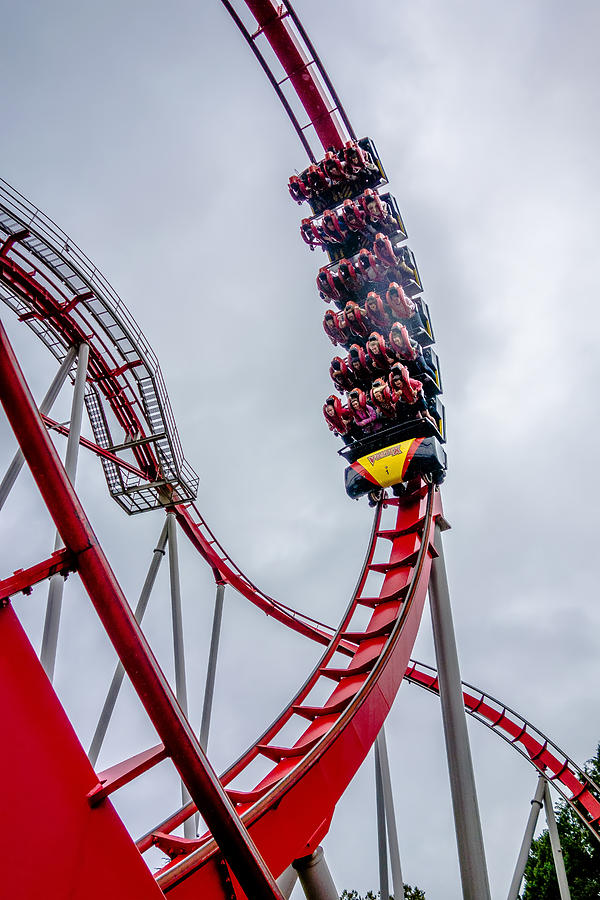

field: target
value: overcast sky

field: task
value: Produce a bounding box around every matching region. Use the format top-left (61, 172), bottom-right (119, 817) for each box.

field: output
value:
top-left (1, 1), bottom-right (600, 897)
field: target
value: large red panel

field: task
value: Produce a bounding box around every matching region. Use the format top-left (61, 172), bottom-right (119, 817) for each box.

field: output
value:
top-left (0, 605), bottom-right (164, 900)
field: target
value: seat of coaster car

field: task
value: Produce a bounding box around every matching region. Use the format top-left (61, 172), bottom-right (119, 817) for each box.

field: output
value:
top-left (306, 137), bottom-right (389, 215)
top-left (339, 414), bottom-right (445, 466)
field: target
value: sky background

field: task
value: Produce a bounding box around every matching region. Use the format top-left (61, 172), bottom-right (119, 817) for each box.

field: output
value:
top-left (1, 1), bottom-right (600, 897)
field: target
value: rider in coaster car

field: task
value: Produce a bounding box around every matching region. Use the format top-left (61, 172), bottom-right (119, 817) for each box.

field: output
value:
top-left (317, 267), bottom-right (344, 305)
top-left (347, 388), bottom-right (381, 434)
top-left (288, 174), bottom-right (311, 203)
top-left (347, 344), bottom-right (372, 391)
top-left (300, 218), bottom-right (322, 250)
top-left (344, 301), bottom-right (370, 342)
top-left (373, 233), bottom-right (398, 270)
top-left (322, 151), bottom-right (346, 185)
top-left (385, 281), bottom-right (420, 325)
top-left (388, 323), bottom-right (436, 380)
top-left (392, 246), bottom-right (420, 288)
top-left (364, 291), bottom-right (392, 331)
top-left (366, 331), bottom-right (396, 375)
top-left (337, 309), bottom-right (358, 348)
top-left (323, 309), bottom-right (350, 347)
top-left (389, 363), bottom-right (437, 427)
top-left (361, 190), bottom-right (396, 234)
top-left (323, 395), bottom-right (354, 443)
top-left (340, 198), bottom-right (367, 233)
top-left (337, 258), bottom-right (362, 293)
top-left (330, 356), bottom-right (356, 394)
top-left (306, 163), bottom-right (330, 195)
top-left (321, 209), bottom-right (348, 245)
top-left (343, 141), bottom-right (378, 179)
top-left (370, 378), bottom-right (398, 420)
top-left (357, 247), bottom-right (382, 284)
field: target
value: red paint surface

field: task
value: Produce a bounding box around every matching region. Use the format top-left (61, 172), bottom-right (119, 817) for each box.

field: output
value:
top-left (0, 606), bottom-right (164, 900)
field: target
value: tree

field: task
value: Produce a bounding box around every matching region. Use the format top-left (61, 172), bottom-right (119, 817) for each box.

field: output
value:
top-left (521, 744), bottom-right (600, 899)
top-left (339, 886), bottom-right (426, 899)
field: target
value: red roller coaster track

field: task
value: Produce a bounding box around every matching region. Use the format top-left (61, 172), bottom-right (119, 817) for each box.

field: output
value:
top-left (1, 2), bottom-right (597, 899)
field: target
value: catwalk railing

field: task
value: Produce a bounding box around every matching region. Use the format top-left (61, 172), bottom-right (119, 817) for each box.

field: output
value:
top-left (0, 177), bottom-right (198, 514)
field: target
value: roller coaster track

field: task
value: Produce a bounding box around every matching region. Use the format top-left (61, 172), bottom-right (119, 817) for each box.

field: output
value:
top-left (0, 2), bottom-right (593, 899)
top-left (405, 661), bottom-right (600, 843)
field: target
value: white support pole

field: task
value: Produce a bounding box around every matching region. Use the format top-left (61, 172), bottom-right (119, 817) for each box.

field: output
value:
top-left (0, 346), bottom-right (77, 510)
top-left (293, 847), bottom-right (338, 900)
top-left (429, 521), bottom-right (491, 900)
top-left (376, 728), bottom-right (405, 900)
top-left (40, 343), bottom-right (89, 682)
top-left (199, 580), bottom-right (226, 751)
top-left (375, 739), bottom-right (390, 900)
top-left (506, 775), bottom-right (546, 900)
top-left (88, 518), bottom-right (169, 766)
top-left (195, 577), bottom-right (226, 834)
top-left (166, 510), bottom-right (194, 839)
top-left (544, 782), bottom-right (572, 900)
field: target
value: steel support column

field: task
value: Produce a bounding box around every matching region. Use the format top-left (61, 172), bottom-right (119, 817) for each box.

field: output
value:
top-left (375, 739), bottom-right (390, 900)
top-left (376, 728), bottom-right (405, 900)
top-left (0, 346), bottom-right (77, 511)
top-left (199, 579), bottom-right (226, 751)
top-left (293, 846), bottom-right (338, 900)
top-left (40, 342), bottom-right (89, 682)
top-left (167, 509), bottom-right (194, 839)
top-left (507, 775), bottom-right (546, 900)
top-left (429, 521), bottom-right (491, 900)
top-left (0, 320), bottom-right (285, 900)
top-left (196, 577), bottom-right (226, 834)
top-left (88, 518), bottom-right (169, 767)
top-left (544, 782), bottom-right (572, 900)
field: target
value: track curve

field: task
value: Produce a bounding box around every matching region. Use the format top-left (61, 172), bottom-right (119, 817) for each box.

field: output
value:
top-left (405, 660), bottom-right (600, 842)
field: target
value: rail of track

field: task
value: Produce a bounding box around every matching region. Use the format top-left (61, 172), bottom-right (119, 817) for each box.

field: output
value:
top-left (404, 660), bottom-right (600, 842)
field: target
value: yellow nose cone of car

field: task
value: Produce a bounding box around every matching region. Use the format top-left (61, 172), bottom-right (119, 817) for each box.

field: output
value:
top-left (357, 437), bottom-right (422, 487)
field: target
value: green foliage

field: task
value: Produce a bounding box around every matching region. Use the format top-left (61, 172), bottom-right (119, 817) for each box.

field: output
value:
top-left (339, 886), bottom-right (425, 899)
top-left (521, 744), bottom-right (600, 899)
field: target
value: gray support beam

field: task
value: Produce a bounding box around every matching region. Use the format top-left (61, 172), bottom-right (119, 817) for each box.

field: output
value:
top-left (375, 739), bottom-right (390, 900)
top-left (276, 865), bottom-right (298, 899)
top-left (0, 346), bottom-right (77, 510)
top-left (40, 344), bottom-right (89, 682)
top-left (293, 847), bottom-right (338, 900)
top-left (376, 729), bottom-right (405, 900)
top-left (429, 521), bottom-right (491, 900)
top-left (544, 782), bottom-right (572, 900)
top-left (195, 578), bottom-right (226, 834)
top-left (199, 580), bottom-right (226, 751)
top-left (166, 510), bottom-right (194, 839)
top-left (507, 775), bottom-right (546, 900)
top-left (88, 518), bottom-right (169, 767)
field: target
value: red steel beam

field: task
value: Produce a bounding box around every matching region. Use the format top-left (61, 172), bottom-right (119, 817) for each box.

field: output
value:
top-left (0, 548), bottom-right (77, 604)
top-left (244, 0), bottom-right (347, 150)
top-left (0, 318), bottom-right (284, 900)
top-left (42, 414), bottom-right (149, 480)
